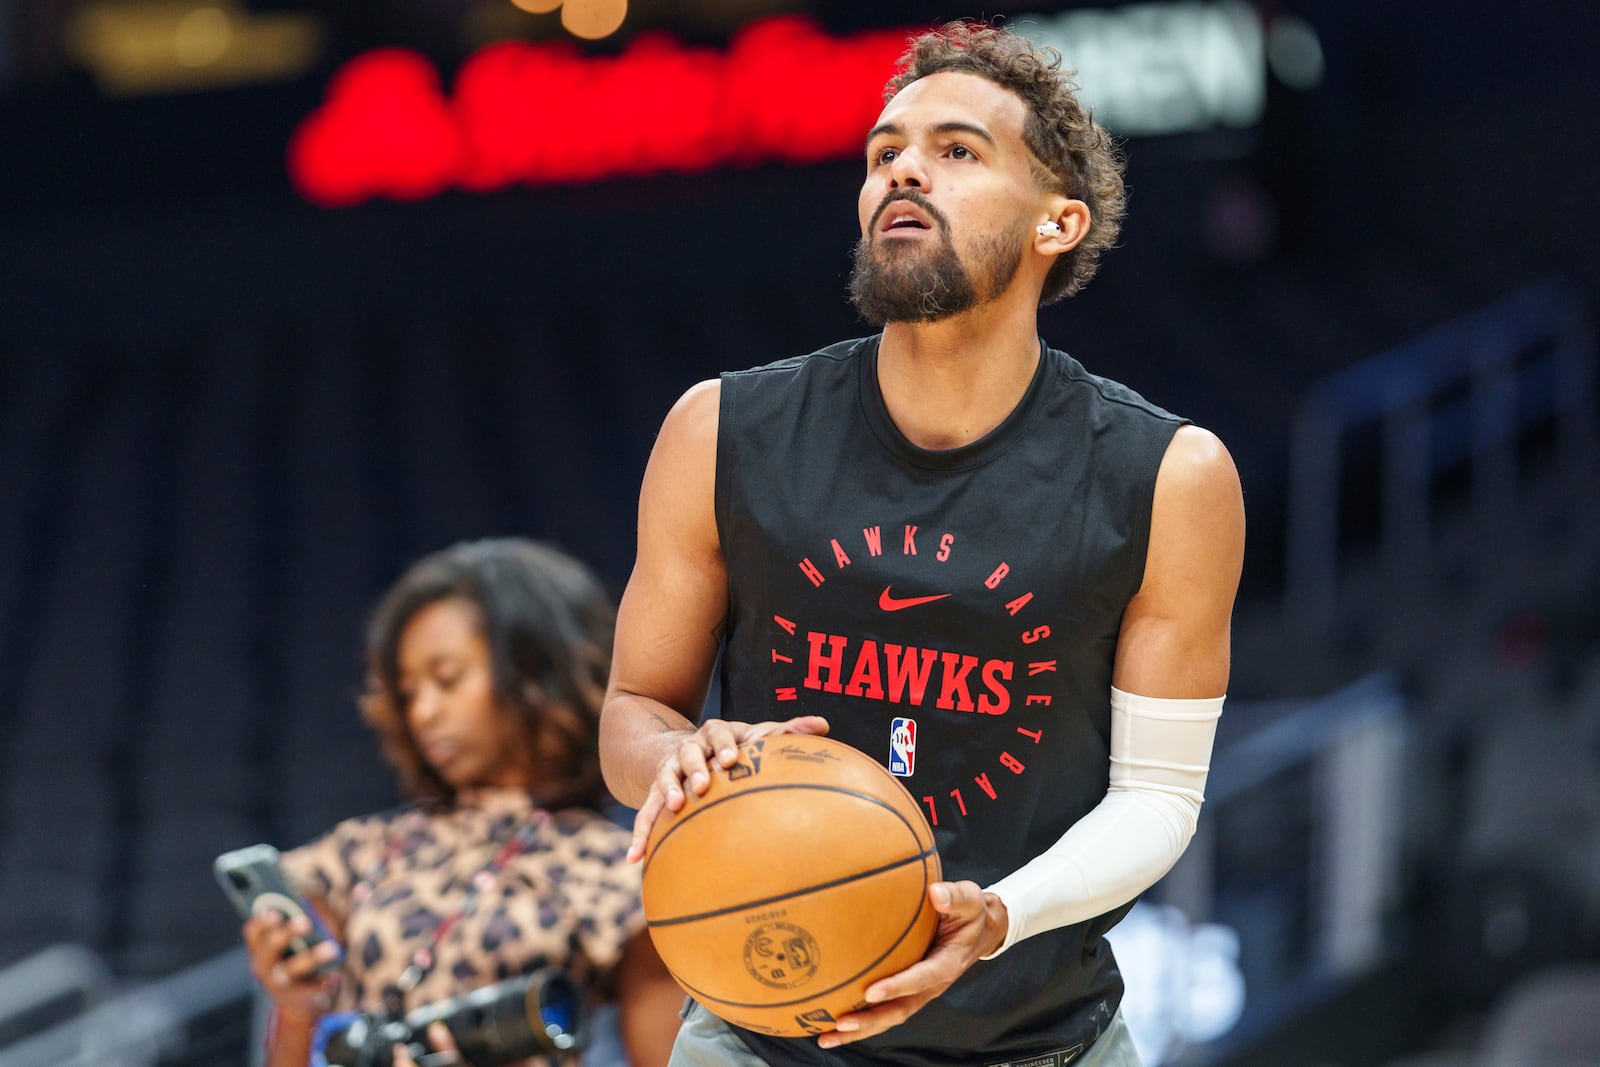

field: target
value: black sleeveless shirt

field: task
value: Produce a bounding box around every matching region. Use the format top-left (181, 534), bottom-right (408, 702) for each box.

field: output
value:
top-left (712, 335), bottom-right (1184, 1066)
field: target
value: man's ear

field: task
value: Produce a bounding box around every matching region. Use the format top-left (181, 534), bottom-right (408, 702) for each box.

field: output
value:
top-left (1035, 198), bottom-right (1092, 252)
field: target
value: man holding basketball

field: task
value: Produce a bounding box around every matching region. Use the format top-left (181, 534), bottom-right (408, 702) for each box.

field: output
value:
top-left (600, 20), bottom-right (1243, 1067)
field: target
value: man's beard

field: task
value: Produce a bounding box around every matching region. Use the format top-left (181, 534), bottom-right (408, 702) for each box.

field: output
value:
top-left (848, 216), bottom-right (1025, 326)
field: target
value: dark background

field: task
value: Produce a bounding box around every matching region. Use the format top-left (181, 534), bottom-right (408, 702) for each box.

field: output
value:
top-left (1, 2), bottom-right (1597, 1065)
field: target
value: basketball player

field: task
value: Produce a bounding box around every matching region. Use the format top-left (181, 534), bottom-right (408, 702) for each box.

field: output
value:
top-left (599, 20), bottom-right (1244, 1067)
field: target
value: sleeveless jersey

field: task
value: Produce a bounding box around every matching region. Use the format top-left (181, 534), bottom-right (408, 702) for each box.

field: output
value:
top-left (713, 334), bottom-right (1184, 1066)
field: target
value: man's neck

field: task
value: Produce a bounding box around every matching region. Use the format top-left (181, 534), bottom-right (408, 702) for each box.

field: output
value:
top-left (876, 298), bottom-right (1043, 451)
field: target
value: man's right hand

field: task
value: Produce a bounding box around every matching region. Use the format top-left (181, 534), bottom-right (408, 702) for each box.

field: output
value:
top-left (627, 714), bottom-right (830, 862)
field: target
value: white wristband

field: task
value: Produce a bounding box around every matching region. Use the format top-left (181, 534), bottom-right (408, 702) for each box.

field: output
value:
top-left (981, 687), bottom-right (1223, 958)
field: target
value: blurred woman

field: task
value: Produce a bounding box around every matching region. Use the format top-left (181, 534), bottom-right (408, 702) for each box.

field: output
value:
top-left (242, 538), bottom-right (681, 1066)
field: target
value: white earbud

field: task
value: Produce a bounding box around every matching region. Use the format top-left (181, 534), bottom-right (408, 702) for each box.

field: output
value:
top-left (1036, 221), bottom-right (1062, 237)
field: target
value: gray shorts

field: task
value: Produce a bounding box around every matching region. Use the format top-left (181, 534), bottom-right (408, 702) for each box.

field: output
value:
top-left (666, 998), bottom-right (1143, 1067)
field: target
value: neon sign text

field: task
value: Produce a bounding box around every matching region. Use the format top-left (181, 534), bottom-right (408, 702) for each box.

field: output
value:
top-left (288, 17), bottom-right (914, 207)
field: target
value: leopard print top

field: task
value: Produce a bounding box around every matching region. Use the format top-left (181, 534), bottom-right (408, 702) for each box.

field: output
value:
top-left (283, 787), bottom-right (644, 1065)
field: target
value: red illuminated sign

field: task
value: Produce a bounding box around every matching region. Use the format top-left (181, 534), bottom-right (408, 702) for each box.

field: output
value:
top-left (288, 17), bottom-right (920, 208)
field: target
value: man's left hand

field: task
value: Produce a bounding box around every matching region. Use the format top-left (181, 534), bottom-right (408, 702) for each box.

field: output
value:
top-left (817, 881), bottom-right (1008, 1049)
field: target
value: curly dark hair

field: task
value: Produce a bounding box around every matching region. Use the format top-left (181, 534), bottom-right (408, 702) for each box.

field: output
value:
top-left (885, 20), bottom-right (1126, 303)
top-left (359, 538), bottom-right (615, 811)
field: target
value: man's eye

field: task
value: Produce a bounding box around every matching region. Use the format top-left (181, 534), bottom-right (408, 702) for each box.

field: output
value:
top-left (950, 145), bottom-right (972, 159)
top-left (875, 147), bottom-right (899, 165)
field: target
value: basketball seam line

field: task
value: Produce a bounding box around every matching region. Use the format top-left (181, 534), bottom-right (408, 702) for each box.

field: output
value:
top-left (644, 847), bottom-right (939, 928)
top-left (643, 781), bottom-right (929, 881)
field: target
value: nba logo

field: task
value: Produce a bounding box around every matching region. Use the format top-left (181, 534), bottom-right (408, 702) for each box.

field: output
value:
top-left (888, 717), bottom-right (916, 777)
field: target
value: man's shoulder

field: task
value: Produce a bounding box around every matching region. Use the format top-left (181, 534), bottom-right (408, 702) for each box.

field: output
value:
top-left (1045, 343), bottom-right (1186, 426)
top-left (721, 335), bottom-right (876, 383)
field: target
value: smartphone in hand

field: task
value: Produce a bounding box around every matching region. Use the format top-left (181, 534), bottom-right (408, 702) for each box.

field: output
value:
top-left (214, 843), bottom-right (343, 972)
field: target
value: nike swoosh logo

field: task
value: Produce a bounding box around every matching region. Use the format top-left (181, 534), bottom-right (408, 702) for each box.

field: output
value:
top-left (879, 586), bottom-right (953, 612)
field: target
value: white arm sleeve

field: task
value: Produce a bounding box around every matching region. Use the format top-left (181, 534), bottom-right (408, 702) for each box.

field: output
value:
top-left (980, 687), bottom-right (1223, 958)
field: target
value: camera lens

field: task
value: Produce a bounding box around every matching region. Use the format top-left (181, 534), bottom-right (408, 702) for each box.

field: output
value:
top-left (536, 973), bottom-right (580, 1051)
top-left (322, 969), bottom-right (586, 1066)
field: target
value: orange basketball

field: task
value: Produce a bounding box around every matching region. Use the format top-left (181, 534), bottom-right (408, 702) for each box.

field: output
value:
top-left (641, 733), bottom-right (941, 1037)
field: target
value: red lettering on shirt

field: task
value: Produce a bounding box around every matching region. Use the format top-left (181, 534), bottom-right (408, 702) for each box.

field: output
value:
top-left (804, 631), bottom-right (847, 692)
top-left (978, 660), bottom-right (1013, 715)
top-left (1004, 591), bottom-right (1034, 616)
top-left (884, 644), bottom-right (938, 705)
top-left (799, 634), bottom-right (1016, 712)
top-left (844, 639), bottom-right (885, 699)
top-left (936, 651), bottom-right (979, 712)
